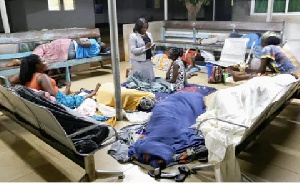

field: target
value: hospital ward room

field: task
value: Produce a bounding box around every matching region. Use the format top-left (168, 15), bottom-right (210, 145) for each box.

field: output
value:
top-left (0, 31), bottom-right (300, 183)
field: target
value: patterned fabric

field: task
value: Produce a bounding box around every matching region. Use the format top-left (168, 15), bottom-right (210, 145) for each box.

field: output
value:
top-left (150, 84), bottom-right (217, 104)
top-left (124, 75), bottom-right (175, 93)
top-left (55, 91), bottom-right (85, 109)
top-left (177, 86), bottom-right (199, 93)
top-left (168, 59), bottom-right (187, 91)
top-left (151, 54), bottom-right (172, 71)
top-left (32, 39), bottom-right (72, 64)
top-left (261, 45), bottom-right (295, 73)
top-left (139, 96), bottom-right (156, 111)
top-left (19, 41), bottom-right (51, 53)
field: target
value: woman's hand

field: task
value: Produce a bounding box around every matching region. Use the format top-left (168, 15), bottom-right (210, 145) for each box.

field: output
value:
top-left (145, 42), bottom-right (152, 49)
top-left (150, 43), bottom-right (156, 50)
top-left (75, 38), bottom-right (91, 48)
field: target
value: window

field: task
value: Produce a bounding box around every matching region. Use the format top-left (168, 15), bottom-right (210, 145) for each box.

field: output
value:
top-left (63, 0), bottom-right (75, 11)
top-left (48, 0), bottom-right (61, 11)
top-left (146, 0), bottom-right (161, 9)
top-left (154, 0), bottom-right (160, 9)
top-left (95, 4), bottom-right (103, 14)
top-left (252, 0), bottom-right (300, 14)
top-left (48, 0), bottom-right (75, 11)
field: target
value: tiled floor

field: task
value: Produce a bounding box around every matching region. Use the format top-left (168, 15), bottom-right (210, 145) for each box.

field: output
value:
top-left (0, 61), bottom-right (300, 182)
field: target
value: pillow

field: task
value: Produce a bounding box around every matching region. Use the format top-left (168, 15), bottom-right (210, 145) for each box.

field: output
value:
top-left (277, 46), bottom-right (299, 67)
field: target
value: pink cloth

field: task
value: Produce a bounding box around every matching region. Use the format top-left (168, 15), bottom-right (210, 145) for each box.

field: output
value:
top-left (32, 39), bottom-right (71, 64)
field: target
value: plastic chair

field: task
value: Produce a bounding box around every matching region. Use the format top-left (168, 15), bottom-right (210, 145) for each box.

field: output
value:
top-left (208, 38), bottom-right (250, 67)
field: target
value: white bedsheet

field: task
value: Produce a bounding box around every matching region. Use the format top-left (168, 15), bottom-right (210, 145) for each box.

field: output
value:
top-left (192, 74), bottom-right (297, 181)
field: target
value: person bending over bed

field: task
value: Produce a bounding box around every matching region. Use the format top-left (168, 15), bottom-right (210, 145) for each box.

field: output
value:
top-left (165, 47), bottom-right (187, 91)
top-left (19, 54), bottom-right (101, 109)
top-left (230, 35), bottom-right (300, 82)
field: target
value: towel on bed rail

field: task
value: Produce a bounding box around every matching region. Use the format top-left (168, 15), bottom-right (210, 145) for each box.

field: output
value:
top-left (128, 92), bottom-right (207, 168)
top-left (192, 74), bottom-right (297, 163)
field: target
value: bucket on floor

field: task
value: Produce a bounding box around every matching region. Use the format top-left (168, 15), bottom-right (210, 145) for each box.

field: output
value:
top-left (206, 62), bottom-right (214, 78)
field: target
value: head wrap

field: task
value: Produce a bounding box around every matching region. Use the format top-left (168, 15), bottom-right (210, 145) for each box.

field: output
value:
top-left (139, 96), bottom-right (156, 111)
top-left (261, 31), bottom-right (280, 40)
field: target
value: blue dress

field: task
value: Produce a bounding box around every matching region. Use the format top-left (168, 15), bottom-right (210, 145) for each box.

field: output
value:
top-left (261, 45), bottom-right (295, 73)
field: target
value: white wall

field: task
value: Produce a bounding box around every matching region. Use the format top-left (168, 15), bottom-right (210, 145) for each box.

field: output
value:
top-left (6, 0), bottom-right (27, 32)
top-left (6, 0), bottom-right (95, 32)
top-left (95, 0), bottom-right (164, 24)
top-left (25, 0), bottom-right (95, 30)
top-left (95, 0), bottom-right (206, 24)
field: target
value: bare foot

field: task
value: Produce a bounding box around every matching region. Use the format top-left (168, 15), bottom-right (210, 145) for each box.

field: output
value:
top-left (94, 83), bottom-right (101, 93)
top-left (64, 82), bottom-right (72, 95)
top-left (84, 83), bottom-right (101, 99)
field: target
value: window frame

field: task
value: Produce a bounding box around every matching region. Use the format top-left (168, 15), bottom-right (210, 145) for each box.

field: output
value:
top-left (250, 0), bottom-right (300, 15)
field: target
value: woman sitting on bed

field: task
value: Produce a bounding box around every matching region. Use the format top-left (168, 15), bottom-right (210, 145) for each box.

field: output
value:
top-left (165, 47), bottom-right (187, 91)
top-left (230, 35), bottom-right (300, 82)
top-left (19, 54), bottom-right (101, 109)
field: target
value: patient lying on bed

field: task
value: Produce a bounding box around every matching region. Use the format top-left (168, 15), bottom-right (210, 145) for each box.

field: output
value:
top-left (128, 92), bottom-right (206, 168)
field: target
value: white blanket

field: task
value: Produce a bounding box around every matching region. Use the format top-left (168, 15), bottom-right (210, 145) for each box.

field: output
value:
top-left (192, 74), bottom-right (297, 181)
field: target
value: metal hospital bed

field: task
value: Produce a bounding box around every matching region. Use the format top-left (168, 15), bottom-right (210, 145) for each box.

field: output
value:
top-left (0, 85), bottom-right (124, 182)
top-left (190, 75), bottom-right (300, 182)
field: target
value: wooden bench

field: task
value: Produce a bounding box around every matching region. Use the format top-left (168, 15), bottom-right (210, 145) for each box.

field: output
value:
top-left (0, 28), bottom-right (112, 88)
top-left (155, 20), bottom-right (285, 52)
top-left (0, 85), bottom-right (124, 181)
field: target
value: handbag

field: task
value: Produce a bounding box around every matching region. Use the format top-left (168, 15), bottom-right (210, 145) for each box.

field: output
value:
top-left (208, 65), bottom-right (224, 84)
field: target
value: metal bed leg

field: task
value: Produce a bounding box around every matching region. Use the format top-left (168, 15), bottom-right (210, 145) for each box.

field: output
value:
top-left (4, 77), bottom-right (10, 88)
top-left (65, 67), bottom-right (71, 82)
top-left (241, 172), bottom-right (253, 182)
top-left (79, 155), bottom-right (124, 182)
top-left (191, 164), bottom-right (214, 173)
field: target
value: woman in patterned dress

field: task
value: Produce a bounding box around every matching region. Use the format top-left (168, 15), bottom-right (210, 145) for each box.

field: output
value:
top-left (230, 35), bottom-right (300, 82)
top-left (165, 47), bottom-right (187, 91)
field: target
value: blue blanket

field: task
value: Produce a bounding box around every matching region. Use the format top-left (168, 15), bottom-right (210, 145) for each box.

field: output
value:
top-left (128, 92), bottom-right (206, 168)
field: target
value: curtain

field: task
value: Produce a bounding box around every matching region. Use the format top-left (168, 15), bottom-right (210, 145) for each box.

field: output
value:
top-left (255, 0), bottom-right (300, 13)
top-left (273, 0), bottom-right (286, 13)
top-left (254, 0), bottom-right (268, 13)
top-left (288, 0), bottom-right (300, 12)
